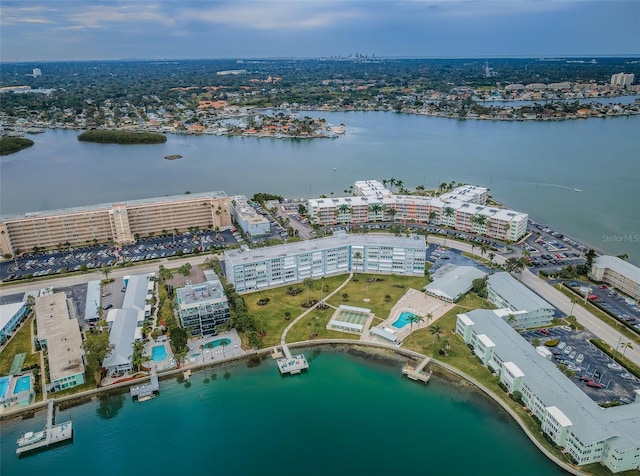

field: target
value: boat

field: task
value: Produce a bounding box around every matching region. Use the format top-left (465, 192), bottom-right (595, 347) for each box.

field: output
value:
top-left (574, 188), bottom-right (582, 192)
top-left (332, 166), bottom-right (337, 171)
top-left (17, 430), bottom-right (46, 447)
top-left (164, 154), bottom-right (182, 160)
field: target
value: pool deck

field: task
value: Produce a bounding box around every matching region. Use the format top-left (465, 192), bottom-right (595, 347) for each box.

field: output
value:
top-left (185, 329), bottom-right (245, 365)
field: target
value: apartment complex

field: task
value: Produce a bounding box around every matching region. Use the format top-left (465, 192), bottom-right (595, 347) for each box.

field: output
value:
top-left (487, 272), bottom-right (555, 328)
top-left (425, 265), bottom-right (486, 302)
top-left (35, 293), bottom-right (85, 391)
top-left (307, 181), bottom-right (527, 242)
top-left (456, 309), bottom-right (640, 473)
top-left (224, 232), bottom-right (426, 293)
top-left (610, 73), bottom-right (635, 88)
top-left (0, 191), bottom-right (232, 256)
top-left (176, 274), bottom-right (230, 336)
top-left (230, 195), bottom-right (270, 237)
top-left (590, 256), bottom-right (640, 302)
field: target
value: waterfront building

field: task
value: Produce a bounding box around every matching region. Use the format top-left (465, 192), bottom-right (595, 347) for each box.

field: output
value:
top-left (176, 276), bottom-right (230, 336)
top-left (122, 273), bottom-right (155, 317)
top-left (224, 232), bottom-right (426, 293)
top-left (456, 309), bottom-right (640, 473)
top-left (589, 255), bottom-right (640, 302)
top-left (0, 301), bottom-right (29, 344)
top-left (0, 191), bottom-right (232, 256)
top-left (610, 73), bottom-right (635, 88)
top-left (424, 265), bottom-right (486, 302)
top-left (35, 293), bottom-right (85, 391)
top-left (230, 195), bottom-right (270, 237)
top-left (103, 309), bottom-right (143, 377)
top-left (307, 181), bottom-right (527, 242)
top-left (487, 272), bottom-right (554, 328)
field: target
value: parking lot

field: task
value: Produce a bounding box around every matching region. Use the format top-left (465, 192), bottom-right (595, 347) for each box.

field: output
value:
top-left (426, 245), bottom-right (492, 274)
top-left (521, 326), bottom-right (639, 405)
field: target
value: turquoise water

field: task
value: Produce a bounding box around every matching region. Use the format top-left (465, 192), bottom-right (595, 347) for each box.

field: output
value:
top-left (392, 311), bottom-right (416, 329)
top-left (14, 376), bottom-right (30, 393)
top-left (0, 351), bottom-right (565, 476)
top-left (204, 338), bottom-right (231, 349)
top-left (0, 376), bottom-right (8, 398)
top-left (150, 345), bottom-right (167, 362)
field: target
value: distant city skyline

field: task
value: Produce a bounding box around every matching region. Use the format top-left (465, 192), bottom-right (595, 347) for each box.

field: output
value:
top-left (1, 1), bottom-right (639, 62)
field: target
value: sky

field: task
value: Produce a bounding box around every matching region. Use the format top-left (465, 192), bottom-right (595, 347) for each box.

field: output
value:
top-left (1, 0), bottom-right (639, 61)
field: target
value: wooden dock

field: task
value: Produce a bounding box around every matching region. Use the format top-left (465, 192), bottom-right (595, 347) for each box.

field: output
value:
top-left (402, 357), bottom-right (432, 384)
top-left (276, 344), bottom-right (309, 375)
top-left (130, 373), bottom-right (159, 401)
top-left (16, 400), bottom-right (73, 456)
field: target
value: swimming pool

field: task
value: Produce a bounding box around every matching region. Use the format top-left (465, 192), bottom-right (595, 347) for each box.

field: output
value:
top-left (204, 338), bottom-right (231, 349)
top-left (0, 377), bottom-right (9, 398)
top-left (392, 311), bottom-right (416, 329)
top-left (14, 375), bottom-right (31, 393)
top-left (151, 345), bottom-right (168, 362)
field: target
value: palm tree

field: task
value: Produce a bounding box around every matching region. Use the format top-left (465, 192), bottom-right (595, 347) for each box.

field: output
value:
top-left (368, 203), bottom-right (382, 221)
top-left (353, 251), bottom-right (363, 279)
top-left (303, 277), bottom-right (314, 305)
top-left (426, 312), bottom-right (433, 325)
top-left (384, 294), bottom-right (391, 303)
top-left (220, 338), bottom-right (228, 358)
top-left (396, 179), bottom-right (404, 193)
top-left (408, 313), bottom-right (423, 332)
top-left (102, 268), bottom-right (111, 281)
top-left (342, 292), bottom-right (349, 302)
top-left (488, 252), bottom-right (496, 267)
top-left (443, 206), bottom-right (455, 219)
top-left (385, 207), bottom-right (397, 221)
top-left (438, 182), bottom-right (448, 193)
top-left (428, 211), bottom-right (437, 223)
top-left (621, 342), bottom-right (634, 357)
top-left (429, 324), bottom-right (443, 346)
top-left (158, 265), bottom-right (173, 282)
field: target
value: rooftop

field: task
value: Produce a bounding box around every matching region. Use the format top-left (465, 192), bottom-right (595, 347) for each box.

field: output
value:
top-left (593, 255), bottom-right (640, 283)
top-left (103, 309), bottom-right (140, 369)
top-left (488, 272), bottom-right (554, 312)
top-left (425, 265), bottom-right (486, 301)
top-left (177, 279), bottom-right (226, 308)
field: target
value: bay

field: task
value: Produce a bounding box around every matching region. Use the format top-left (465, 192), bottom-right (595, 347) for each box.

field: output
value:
top-left (1, 112), bottom-right (638, 264)
top-left (0, 351), bottom-right (566, 476)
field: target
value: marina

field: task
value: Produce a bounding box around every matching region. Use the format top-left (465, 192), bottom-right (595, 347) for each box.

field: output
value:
top-left (16, 400), bottom-right (73, 456)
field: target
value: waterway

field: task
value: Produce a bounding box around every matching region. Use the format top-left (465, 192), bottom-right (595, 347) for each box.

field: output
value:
top-left (0, 351), bottom-right (566, 476)
top-left (1, 112), bottom-right (638, 264)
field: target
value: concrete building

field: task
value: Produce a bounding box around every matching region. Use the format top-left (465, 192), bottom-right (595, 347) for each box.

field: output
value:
top-left (0, 301), bottom-right (29, 344)
top-left (102, 309), bottom-right (143, 377)
top-left (456, 309), bottom-right (640, 473)
top-left (224, 232), bottom-right (426, 293)
top-left (35, 293), bottom-right (85, 391)
top-left (610, 73), bottom-right (635, 88)
top-left (176, 276), bottom-right (230, 336)
top-left (0, 191), bottom-right (232, 256)
top-left (230, 195), bottom-right (270, 237)
top-left (84, 280), bottom-right (101, 322)
top-left (590, 256), bottom-right (640, 302)
top-left (307, 181), bottom-right (528, 242)
top-left (424, 265), bottom-right (486, 302)
top-left (487, 272), bottom-right (555, 328)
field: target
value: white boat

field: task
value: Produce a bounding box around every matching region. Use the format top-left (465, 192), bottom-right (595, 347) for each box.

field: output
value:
top-left (17, 430), bottom-right (46, 447)
top-left (332, 166), bottom-right (337, 171)
top-left (574, 188), bottom-right (582, 192)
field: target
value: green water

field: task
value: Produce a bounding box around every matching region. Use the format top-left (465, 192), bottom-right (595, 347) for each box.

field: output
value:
top-left (1, 351), bottom-right (566, 476)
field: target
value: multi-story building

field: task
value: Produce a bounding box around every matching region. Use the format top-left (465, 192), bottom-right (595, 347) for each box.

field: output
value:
top-left (610, 73), bottom-right (635, 88)
top-left (176, 275), bottom-right (230, 336)
top-left (0, 301), bottom-right (29, 344)
top-left (0, 191), bottom-right (232, 256)
top-left (307, 181), bottom-right (528, 242)
top-left (229, 195), bottom-right (270, 237)
top-left (487, 272), bottom-right (555, 328)
top-left (456, 309), bottom-right (640, 473)
top-left (224, 232), bottom-right (426, 293)
top-left (590, 256), bottom-right (640, 302)
top-left (35, 293), bottom-right (85, 391)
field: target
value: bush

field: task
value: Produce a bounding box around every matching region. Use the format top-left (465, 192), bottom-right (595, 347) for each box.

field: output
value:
top-left (257, 298), bottom-right (270, 306)
top-left (544, 339), bottom-right (560, 347)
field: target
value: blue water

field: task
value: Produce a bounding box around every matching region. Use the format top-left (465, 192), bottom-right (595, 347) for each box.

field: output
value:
top-left (204, 338), bottom-right (231, 349)
top-left (150, 345), bottom-right (168, 362)
top-left (392, 311), bottom-right (416, 329)
top-left (14, 375), bottom-right (30, 393)
top-left (0, 376), bottom-right (8, 398)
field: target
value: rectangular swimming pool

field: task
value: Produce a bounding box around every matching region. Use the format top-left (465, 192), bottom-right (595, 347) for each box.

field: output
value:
top-left (14, 375), bottom-right (31, 393)
top-left (151, 345), bottom-right (168, 362)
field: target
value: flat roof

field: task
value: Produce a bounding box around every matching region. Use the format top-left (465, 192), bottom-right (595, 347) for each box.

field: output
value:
top-left (35, 293), bottom-right (85, 381)
top-left (594, 255), bottom-right (640, 284)
top-left (0, 302), bottom-right (26, 332)
top-left (425, 265), bottom-right (486, 301)
top-left (177, 279), bottom-right (225, 308)
top-left (225, 233), bottom-right (426, 266)
top-left (488, 272), bottom-right (553, 312)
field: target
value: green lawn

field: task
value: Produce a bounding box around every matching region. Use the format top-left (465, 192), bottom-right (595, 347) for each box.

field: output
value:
top-left (285, 306), bottom-right (359, 343)
top-left (0, 316), bottom-right (40, 375)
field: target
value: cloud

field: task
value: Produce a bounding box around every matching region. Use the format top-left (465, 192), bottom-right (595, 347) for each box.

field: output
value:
top-left (66, 4), bottom-right (174, 28)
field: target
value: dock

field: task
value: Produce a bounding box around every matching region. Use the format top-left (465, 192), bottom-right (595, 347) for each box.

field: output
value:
top-left (276, 344), bottom-right (309, 375)
top-left (16, 400), bottom-right (73, 456)
top-left (402, 357), bottom-right (432, 383)
top-left (130, 373), bottom-right (159, 401)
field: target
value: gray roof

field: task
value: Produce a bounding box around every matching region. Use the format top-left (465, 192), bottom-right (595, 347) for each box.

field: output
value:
top-left (122, 274), bottom-right (151, 312)
top-left (488, 272), bottom-right (553, 312)
top-left (176, 279), bottom-right (225, 307)
top-left (225, 233), bottom-right (426, 266)
top-left (593, 255), bottom-right (640, 283)
top-left (464, 309), bottom-right (640, 450)
top-left (103, 309), bottom-right (139, 369)
top-left (425, 265), bottom-right (486, 301)
top-left (84, 280), bottom-right (101, 321)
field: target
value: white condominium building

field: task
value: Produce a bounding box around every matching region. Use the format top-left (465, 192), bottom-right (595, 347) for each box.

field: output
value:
top-left (590, 255), bottom-right (640, 302)
top-left (610, 73), bottom-right (635, 88)
top-left (230, 195), bottom-right (270, 237)
top-left (456, 309), bottom-right (640, 473)
top-left (224, 232), bottom-right (426, 293)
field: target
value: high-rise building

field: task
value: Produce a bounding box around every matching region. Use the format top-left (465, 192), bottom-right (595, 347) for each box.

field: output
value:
top-left (610, 73), bottom-right (635, 88)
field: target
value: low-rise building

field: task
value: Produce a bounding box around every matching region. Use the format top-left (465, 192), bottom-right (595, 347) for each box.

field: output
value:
top-left (590, 255), bottom-right (640, 302)
top-left (224, 232), bottom-right (426, 293)
top-left (230, 195), bottom-right (270, 237)
top-left (456, 309), bottom-right (640, 473)
top-left (176, 276), bottom-right (230, 336)
top-left (102, 309), bottom-right (143, 377)
top-left (0, 301), bottom-right (29, 344)
top-left (35, 293), bottom-right (85, 391)
top-left (487, 272), bottom-right (555, 328)
top-left (424, 265), bottom-right (486, 302)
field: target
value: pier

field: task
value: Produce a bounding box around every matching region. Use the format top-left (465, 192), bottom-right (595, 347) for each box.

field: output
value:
top-left (276, 344), bottom-right (309, 375)
top-left (402, 357), bottom-right (432, 383)
top-left (130, 373), bottom-right (159, 401)
top-left (16, 400), bottom-right (73, 456)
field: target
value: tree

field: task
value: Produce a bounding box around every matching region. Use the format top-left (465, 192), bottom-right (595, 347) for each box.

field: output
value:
top-left (342, 293), bottom-right (349, 302)
top-left (102, 268), bottom-right (111, 281)
top-left (178, 263), bottom-right (192, 277)
top-left (384, 294), bottom-right (391, 303)
top-left (204, 256), bottom-right (217, 270)
top-left (621, 342), bottom-right (633, 357)
top-left (303, 277), bottom-right (314, 306)
top-left (585, 249), bottom-right (596, 270)
top-left (83, 332), bottom-right (114, 386)
top-left (443, 206), bottom-right (455, 219)
top-left (429, 324), bottom-right (443, 346)
top-left (220, 338), bottom-right (228, 357)
top-left (353, 251), bottom-right (363, 279)
top-left (428, 211), bottom-right (437, 223)
top-left (408, 313), bottom-right (423, 332)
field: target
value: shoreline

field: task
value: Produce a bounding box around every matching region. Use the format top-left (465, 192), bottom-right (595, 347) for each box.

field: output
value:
top-left (0, 340), bottom-right (580, 475)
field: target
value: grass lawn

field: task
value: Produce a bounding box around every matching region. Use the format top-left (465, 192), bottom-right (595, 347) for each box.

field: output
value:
top-left (246, 275), bottom-right (349, 348)
top-left (325, 273), bottom-right (430, 319)
top-left (0, 316), bottom-right (40, 375)
top-left (285, 306), bottom-right (359, 343)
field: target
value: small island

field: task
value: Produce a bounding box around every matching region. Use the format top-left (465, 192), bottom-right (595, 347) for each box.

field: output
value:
top-left (0, 137), bottom-right (35, 155)
top-left (77, 130), bottom-right (167, 144)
